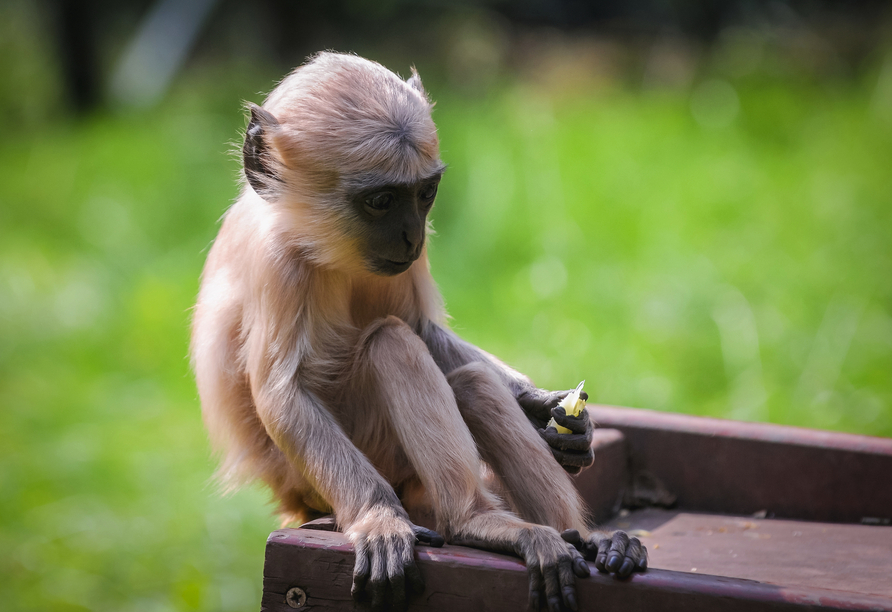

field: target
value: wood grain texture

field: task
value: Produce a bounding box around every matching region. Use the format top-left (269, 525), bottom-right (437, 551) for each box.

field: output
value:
top-left (262, 527), bottom-right (892, 611)
top-left (262, 408), bottom-right (892, 610)
top-left (608, 509), bottom-right (892, 598)
top-left (589, 405), bottom-right (892, 523)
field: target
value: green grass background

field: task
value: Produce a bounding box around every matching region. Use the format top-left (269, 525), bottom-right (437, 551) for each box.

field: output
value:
top-left (1, 38), bottom-right (891, 612)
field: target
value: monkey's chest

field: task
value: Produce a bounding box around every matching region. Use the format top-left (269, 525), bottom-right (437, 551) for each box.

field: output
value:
top-left (347, 278), bottom-right (421, 332)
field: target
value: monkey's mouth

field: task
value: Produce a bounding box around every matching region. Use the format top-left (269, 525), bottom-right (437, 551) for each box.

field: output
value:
top-left (384, 259), bottom-right (413, 272)
top-left (371, 258), bottom-right (415, 276)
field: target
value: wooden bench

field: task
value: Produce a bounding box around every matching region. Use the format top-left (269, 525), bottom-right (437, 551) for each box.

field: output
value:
top-left (261, 406), bottom-right (892, 611)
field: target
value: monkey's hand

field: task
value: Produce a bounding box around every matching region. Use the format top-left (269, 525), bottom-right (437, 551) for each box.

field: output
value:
top-left (541, 404), bottom-right (595, 475)
top-left (347, 506), bottom-right (443, 611)
top-left (514, 525), bottom-right (590, 612)
top-left (561, 529), bottom-right (648, 578)
top-left (517, 387), bottom-right (569, 426)
top-left (517, 388), bottom-right (594, 474)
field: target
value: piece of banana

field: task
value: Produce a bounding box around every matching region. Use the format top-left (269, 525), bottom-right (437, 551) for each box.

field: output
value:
top-left (546, 380), bottom-right (586, 434)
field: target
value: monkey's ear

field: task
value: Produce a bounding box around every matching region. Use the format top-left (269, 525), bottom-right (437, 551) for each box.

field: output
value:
top-left (406, 67), bottom-right (427, 98)
top-left (243, 103), bottom-right (281, 195)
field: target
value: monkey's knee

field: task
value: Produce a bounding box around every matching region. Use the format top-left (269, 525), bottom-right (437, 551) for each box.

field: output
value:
top-left (361, 316), bottom-right (423, 352)
top-left (447, 362), bottom-right (500, 399)
top-left (447, 362), bottom-right (515, 424)
top-left (358, 316), bottom-right (436, 376)
top-left (446, 361), bottom-right (492, 388)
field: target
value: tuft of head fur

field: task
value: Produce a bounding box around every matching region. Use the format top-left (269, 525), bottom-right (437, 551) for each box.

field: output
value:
top-left (244, 52), bottom-right (443, 274)
top-left (259, 52), bottom-right (440, 193)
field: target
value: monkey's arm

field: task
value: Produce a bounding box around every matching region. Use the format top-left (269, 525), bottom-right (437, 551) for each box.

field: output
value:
top-left (252, 379), bottom-right (442, 608)
top-left (421, 322), bottom-right (594, 474)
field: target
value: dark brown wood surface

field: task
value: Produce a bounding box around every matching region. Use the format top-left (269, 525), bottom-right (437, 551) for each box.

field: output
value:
top-left (262, 407), bottom-right (892, 611)
top-left (262, 527), bottom-right (892, 611)
top-left (608, 509), bottom-right (892, 598)
top-left (588, 406), bottom-right (892, 523)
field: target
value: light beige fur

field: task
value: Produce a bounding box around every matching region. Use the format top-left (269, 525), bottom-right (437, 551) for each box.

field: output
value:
top-left (191, 52), bottom-right (642, 610)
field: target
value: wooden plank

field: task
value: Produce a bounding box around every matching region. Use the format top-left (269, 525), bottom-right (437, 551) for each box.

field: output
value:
top-left (261, 528), bottom-right (892, 611)
top-left (608, 509), bottom-right (892, 598)
top-left (588, 406), bottom-right (892, 523)
top-left (262, 409), bottom-right (892, 609)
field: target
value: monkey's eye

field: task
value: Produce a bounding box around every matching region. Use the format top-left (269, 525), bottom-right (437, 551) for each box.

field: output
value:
top-left (419, 183), bottom-right (438, 204)
top-left (364, 193), bottom-right (394, 214)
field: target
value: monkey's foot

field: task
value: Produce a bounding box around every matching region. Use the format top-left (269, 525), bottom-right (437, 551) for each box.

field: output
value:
top-left (515, 525), bottom-right (590, 612)
top-left (562, 529), bottom-right (648, 578)
top-left (347, 507), bottom-right (435, 611)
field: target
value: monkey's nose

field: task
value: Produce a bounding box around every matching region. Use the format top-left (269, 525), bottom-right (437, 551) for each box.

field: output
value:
top-left (403, 227), bottom-right (423, 253)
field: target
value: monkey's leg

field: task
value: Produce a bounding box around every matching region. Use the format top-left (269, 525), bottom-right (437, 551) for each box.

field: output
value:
top-left (447, 362), bottom-right (588, 530)
top-left (422, 322), bottom-right (595, 474)
top-left (355, 317), bottom-right (589, 612)
top-left (448, 362), bottom-right (648, 580)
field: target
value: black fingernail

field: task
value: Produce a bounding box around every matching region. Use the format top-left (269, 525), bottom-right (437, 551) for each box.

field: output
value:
top-left (607, 553), bottom-right (621, 572)
top-left (620, 559), bottom-right (634, 576)
top-left (561, 529), bottom-right (580, 544)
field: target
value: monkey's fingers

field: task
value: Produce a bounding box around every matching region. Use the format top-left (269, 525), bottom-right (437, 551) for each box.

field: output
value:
top-left (519, 387), bottom-right (588, 424)
top-left (543, 565), bottom-right (562, 612)
top-left (551, 388), bottom-right (589, 404)
top-left (412, 524), bottom-right (445, 547)
top-left (575, 531), bottom-right (607, 564)
top-left (385, 542), bottom-right (406, 611)
top-left (603, 532), bottom-right (629, 574)
top-left (541, 426), bottom-right (591, 452)
top-left (362, 536), bottom-right (406, 611)
top-left (549, 546), bottom-right (587, 611)
top-left (569, 544), bottom-right (591, 578)
top-left (387, 534), bottom-right (424, 611)
top-left (527, 559), bottom-right (545, 611)
top-left (549, 406), bottom-right (593, 437)
top-left (591, 531), bottom-right (646, 578)
top-left (351, 536), bottom-right (371, 602)
top-left (609, 534), bottom-right (646, 577)
top-left (561, 529), bottom-right (582, 547)
top-left (405, 561), bottom-right (426, 595)
top-left (517, 388), bottom-right (556, 422)
top-left (636, 543), bottom-right (649, 571)
top-left (561, 529), bottom-right (595, 575)
top-left (367, 538), bottom-right (389, 611)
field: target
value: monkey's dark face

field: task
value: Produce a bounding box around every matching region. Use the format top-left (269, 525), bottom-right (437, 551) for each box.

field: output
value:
top-left (350, 173), bottom-right (442, 276)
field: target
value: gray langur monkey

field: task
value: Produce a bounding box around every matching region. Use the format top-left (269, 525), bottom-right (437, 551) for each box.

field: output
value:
top-left (190, 52), bottom-right (646, 612)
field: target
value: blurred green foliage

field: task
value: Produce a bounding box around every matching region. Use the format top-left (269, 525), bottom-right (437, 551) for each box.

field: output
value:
top-left (1, 22), bottom-right (891, 612)
top-left (433, 78), bottom-right (892, 434)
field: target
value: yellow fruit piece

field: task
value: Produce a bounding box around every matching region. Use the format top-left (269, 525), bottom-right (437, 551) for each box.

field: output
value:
top-left (546, 380), bottom-right (586, 434)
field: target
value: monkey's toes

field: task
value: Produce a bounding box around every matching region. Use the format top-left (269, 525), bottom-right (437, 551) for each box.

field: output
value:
top-left (412, 524), bottom-right (445, 547)
top-left (560, 529), bottom-right (582, 546)
top-left (593, 531), bottom-right (647, 578)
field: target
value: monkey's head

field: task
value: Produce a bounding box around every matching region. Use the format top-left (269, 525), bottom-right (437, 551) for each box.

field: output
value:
top-left (243, 52), bottom-right (445, 277)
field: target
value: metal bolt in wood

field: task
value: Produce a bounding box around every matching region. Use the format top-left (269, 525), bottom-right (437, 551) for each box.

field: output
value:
top-left (285, 587), bottom-right (307, 608)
